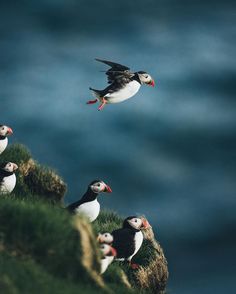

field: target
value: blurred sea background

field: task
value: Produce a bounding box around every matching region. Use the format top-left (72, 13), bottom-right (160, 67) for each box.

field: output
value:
top-left (0, 0), bottom-right (235, 293)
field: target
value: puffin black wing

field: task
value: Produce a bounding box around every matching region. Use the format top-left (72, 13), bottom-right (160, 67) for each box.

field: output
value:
top-left (66, 200), bottom-right (83, 213)
top-left (0, 168), bottom-right (12, 183)
top-left (111, 228), bottom-right (136, 259)
top-left (95, 59), bottom-right (130, 70)
top-left (0, 169), bottom-right (7, 188)
top-left (95, 58), bottom-right (135, 85)
top-left (0, 173), bottom-right (4, 183)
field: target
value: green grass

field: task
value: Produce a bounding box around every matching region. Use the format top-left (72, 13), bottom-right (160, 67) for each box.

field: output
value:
top-left (0, 198), bottom-right (101, 283)
top-left (0, 144), bottom-right (67, 202)
top-left (0, 198), bottom-right (135, 294)
top-left (0, 143), bottom-right (31, 164)
top-left (0, 144), bottom-right (168, 293)
top-left (0, 254), bottom-right (102, 294)
top-left (93, 210), bottom-right (123, 233)
top-left (0, 197), bottom-right (168, 293)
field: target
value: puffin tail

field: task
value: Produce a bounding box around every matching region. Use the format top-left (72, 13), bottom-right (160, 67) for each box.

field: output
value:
top-left (89, 87), bottom-right (102, 99)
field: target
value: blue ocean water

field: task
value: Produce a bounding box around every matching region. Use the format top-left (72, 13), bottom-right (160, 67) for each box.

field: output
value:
top-left (0, 1), bottom-right (236, 293)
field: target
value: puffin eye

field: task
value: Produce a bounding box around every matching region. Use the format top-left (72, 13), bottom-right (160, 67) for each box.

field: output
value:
top-left (105, 234), bottom-right (107, 237)
top-left (97, 183), bottom-right (100, 187)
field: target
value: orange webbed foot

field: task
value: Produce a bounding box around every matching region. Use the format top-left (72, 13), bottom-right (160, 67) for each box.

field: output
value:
top-left (86, 99), bottom-right (98, 104)
top-left (98, 98), bottom-right (107, 111)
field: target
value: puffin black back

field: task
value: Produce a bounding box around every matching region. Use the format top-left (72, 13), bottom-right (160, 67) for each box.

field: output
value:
top-left (66, 186), bottom-right (98, 213)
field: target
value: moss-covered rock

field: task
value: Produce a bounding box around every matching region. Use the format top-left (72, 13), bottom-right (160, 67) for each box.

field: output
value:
top-left (0, 144), bottom-right (168, 293)
top-left (0, 253), bottom-right (104, 294)
top-left (0, 144), bottom-right (67, 202)
top-left (133, 227), bottom-right (169, 293)
top-left (0, 198), bottom-right (102, 287)
top-left (23, 164), bottom-right (67, 203)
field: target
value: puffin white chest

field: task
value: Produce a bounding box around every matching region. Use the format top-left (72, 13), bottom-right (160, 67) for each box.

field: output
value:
top-left (131, 231), bottom-right (144, 259)
top-left (0, 174), bottom-right (16, 194)
top-left (75, 199), bottom-right (100, 222)
top-left (106, 255), bottom-right (114, 266)
top-left (100, 257), bottom-right (109, 274)
top-left (105, 80), bottom-right (141, 103)
top-left (100, 255), bottom-right (114, 274)
top-left (0, 137), bottom-right (8, 154)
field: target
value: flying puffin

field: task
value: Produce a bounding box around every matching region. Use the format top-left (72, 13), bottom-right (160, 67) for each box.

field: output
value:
top-left (97, 216), bottom-right (151, 269)
top-left (0, 125), bottom-right (13, 154)
top-left (87, 59), bottom-right (155, 111)
top-left (0, 162), bottom-right (18, 194)
top-left (66, 180), bottom-right (112, 222)
top-left (100, 243), bottom-right (117, 274)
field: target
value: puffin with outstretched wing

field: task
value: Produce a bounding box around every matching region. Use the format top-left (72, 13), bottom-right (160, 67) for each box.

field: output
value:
top-left (87, 59), bottom-right (155, 111)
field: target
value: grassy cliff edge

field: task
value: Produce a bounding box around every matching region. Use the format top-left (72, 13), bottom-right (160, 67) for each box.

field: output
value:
top-left (0, 144), bottom-right (168, 293)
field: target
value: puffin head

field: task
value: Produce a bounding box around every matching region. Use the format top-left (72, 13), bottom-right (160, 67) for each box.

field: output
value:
top-left (137, 71), bottom-right (155, 87)
top-left (97, 232), bottom-right (114, 244)
top-left (0, 125), bottom-right (13, 137)
top-left (89, 180), bottom-right (112, 194)
top-left (123, 216), bottom-right (151, 230)
top-left (100, 243), bottom-right (117, 257)
top-left (1, 162), bottom-right (18, 173)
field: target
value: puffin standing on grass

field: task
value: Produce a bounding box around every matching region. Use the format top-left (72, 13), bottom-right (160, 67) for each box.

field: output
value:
top-left (100, 243), bottom-right (117, 274)
top-left (0, 162), bottom-right (18, 194)
top-left (0, 125), bottom-right (13, 154)
top-left (87, 59), bottom-right (155, 111)
top-left (66, 180), bottom-right (112, 222)
top-left (98, 216), bottom-right (151, 269)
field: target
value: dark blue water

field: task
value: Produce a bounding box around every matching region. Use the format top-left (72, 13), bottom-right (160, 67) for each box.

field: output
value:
top-left (1, 1), bottom-right (236, 293)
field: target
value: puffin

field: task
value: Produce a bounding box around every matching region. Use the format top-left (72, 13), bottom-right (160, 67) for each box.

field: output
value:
top-left (0, 162), bottom-right (18, 194)
top-left (0, 125), bottom-right (13, 154)
top-left (100, 243), bottom-right (117, 274)
top-left (66, 180), bottom-right (112, 222)
top-left (87, 59), bottom-right (155, 111)
top-left (97, 216), bottom-right (151, 269)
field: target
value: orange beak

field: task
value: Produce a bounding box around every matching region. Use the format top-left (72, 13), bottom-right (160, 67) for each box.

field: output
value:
top-left (149, 80), bottom-right (155, 87)
top-left (142, 218), bottom-right (151, 229)
top-left (110, 247), bottom-right (117, 257)
top-left (104, 184), bottom-right (112, 193)
top-left (13, 163), bottom-right (18, 171)
top-left (7, 127), bottom-right (13, 135)
top-left (97, 234), bottom-right (102, 242)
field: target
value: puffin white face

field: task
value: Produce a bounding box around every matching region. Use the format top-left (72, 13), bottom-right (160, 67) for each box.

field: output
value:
top-left (100, 243), bottom-right (111, 256)
top-left (138, 72), bottom-right (155, 87)
top-left (100, 244), bottom-right (117, 257)
top-left (0, 125), bottom-right (13, 137)
top-left (127, 217), bottom-right (151, 230)
top-left (127, 217), bottom-right (143, 229)
top-left (2, 162), bottom-right (18, 173)
top-left (97, 232), bottom-right (113, 244)
top-left (90, 181), bottom-right (112, 194)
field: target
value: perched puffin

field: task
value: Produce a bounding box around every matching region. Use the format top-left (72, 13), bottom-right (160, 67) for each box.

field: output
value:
top-left (0, 162), bottom-right (18, 194)
top-left (100, 243), bottom-right (117, 274)
top-left (87, 59), bottom-right (155, 111)
top-left (0, 125), bottom-right (13, 154)
top-left (66, 180), bottom-right (112, 222)
top-left (97, 216), bottom-right (151, 269)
